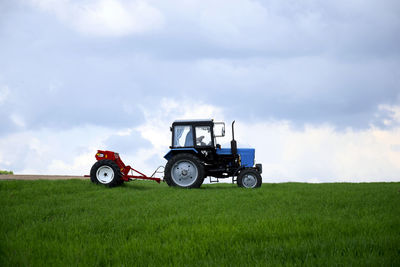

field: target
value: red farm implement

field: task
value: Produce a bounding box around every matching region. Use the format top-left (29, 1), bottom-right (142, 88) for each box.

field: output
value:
top-left (87, 150), bottom-right (162, 187)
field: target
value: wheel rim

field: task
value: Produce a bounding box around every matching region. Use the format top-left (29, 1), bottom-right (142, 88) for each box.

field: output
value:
top-left (96, 166), bottom-right (114, 184)
top-left (242, 173), bottom-right (257, 188)
top-left (171, 160), bottom-right (199, 187)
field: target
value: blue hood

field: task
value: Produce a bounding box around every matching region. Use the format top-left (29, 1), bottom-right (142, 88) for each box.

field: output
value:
top-left (216, 148), bottom-right (255, 167)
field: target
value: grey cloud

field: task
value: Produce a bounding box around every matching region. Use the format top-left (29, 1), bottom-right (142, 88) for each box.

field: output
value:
top-left (1, 0), bottom-right (399, 135)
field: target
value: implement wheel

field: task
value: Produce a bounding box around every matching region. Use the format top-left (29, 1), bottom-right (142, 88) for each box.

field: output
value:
top-left (237, 169), bottom-right (262, 188)
top-left (90, 159), bottom-right (123, 187)
top-left (164, 153), bottom-right (205, 188)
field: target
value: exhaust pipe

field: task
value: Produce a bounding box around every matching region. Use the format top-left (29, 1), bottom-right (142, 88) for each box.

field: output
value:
top-left (231, 120), bottom-right (237, 155)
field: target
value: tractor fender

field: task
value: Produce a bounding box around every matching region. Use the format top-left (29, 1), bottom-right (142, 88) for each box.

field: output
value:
top-left (164, 148), bottom-right (199, 161)
top-left (234, 166), bottom-right (262, 177)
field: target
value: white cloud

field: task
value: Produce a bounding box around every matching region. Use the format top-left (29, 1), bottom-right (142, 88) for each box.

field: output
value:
top-left (377, 104), bottom-right (400, 126)
top-left (28, 0), bottom-right (164, 36)
top-left (237, 121), bottom-right (400, 182)
top-left (0, 125), bottom-right (114, 175)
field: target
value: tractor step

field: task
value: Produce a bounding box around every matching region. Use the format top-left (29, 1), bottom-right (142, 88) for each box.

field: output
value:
top-left (209, 176), bottom-right (220, 183)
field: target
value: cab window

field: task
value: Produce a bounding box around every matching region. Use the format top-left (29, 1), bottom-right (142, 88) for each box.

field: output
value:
top-left (173, 125), bottom-right (193, 147)
top-left (195, 126), bottom-right (212, 146)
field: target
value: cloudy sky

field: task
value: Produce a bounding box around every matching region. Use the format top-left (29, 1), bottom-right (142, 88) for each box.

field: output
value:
top-left (0, 0), bottom-right (399, 182)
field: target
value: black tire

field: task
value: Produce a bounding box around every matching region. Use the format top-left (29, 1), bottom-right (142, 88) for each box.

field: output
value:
top-left (164, 153), bottom-right (205, 188)
top-left (164, 174), bottom-right (175, 187)
top-left (115, 177), bottom-right (125, 186)
top-left (256, 163), bottom-right (262, 174)
top-left (237, 169), bottom-right (262, 188)
top-left (90, 159), bottom-right (122, 187)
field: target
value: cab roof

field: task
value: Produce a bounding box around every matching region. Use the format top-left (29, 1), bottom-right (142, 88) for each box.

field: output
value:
top-left (172, 119), bottom-right (214, 126)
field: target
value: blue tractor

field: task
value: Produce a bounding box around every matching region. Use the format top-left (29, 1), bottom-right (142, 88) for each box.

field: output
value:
top-left (164, 119), bottom-right (262, 188)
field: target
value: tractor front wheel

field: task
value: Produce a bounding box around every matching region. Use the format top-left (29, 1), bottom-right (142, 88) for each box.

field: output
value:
top-left (237, 169), bottom-right (262, 188)
top-left (164, 153), bottom-right (205, 188)
top-left (90, 159), bottom-right (123, 187)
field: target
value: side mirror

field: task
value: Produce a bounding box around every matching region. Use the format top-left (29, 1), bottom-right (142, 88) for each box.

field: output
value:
top-left (214, 122), bottom-right (225, 137)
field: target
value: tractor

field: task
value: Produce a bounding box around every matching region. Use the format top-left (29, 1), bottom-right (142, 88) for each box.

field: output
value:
top-left (163, 119), bottom-right (262, 188)
top-left (88, 119), bottom-right (262, 189)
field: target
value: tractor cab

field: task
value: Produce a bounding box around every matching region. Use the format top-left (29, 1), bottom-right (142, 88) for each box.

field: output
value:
top-left (171, 119), bottom-right (216, 149)
top-left (164, 119), bottom-right (262, 189)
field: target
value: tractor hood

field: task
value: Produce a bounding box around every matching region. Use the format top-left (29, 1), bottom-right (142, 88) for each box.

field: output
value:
top-left (216, 148), bottom-right (255, 167)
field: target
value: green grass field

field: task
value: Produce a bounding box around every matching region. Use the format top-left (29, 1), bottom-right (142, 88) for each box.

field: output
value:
top-left (1, 180), bottom-right (399, 266)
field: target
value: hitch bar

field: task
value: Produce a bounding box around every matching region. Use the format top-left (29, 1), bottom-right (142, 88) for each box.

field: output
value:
top-left (124, 165), bottom-right (162, 183)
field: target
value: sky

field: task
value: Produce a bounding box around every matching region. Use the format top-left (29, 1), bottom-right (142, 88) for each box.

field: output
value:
top-left (0, 0), bottom-right (399, 182)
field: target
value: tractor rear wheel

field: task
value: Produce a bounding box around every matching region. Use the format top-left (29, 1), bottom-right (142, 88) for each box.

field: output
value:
top-left (164, 153), bottom-right (205, 188)
top-left (237, 169), bottom-right (262, 188)
top-left (90, 159), bottom-right (123, 187)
